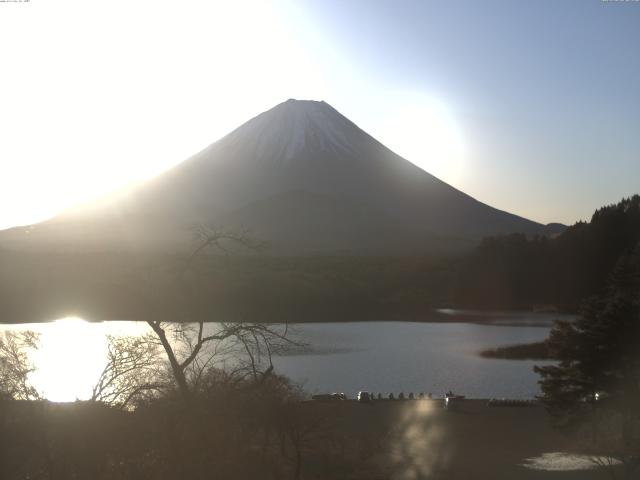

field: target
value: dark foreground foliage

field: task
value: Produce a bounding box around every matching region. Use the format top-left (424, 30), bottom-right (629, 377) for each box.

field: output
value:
top-left (0, 375), bottom-right (386, 480)
top-left (535, 244), bottom-right (640, 476)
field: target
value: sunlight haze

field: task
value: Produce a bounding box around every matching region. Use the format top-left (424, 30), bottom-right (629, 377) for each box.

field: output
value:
top-left (1, 0), bottom-right (638, 229)
top-left (1, 4), bottom-right (639, 478)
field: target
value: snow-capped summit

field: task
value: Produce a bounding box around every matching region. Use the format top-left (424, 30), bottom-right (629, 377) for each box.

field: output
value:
top-left (2, 99), bottom-right (554, 254)
top-left (216, 99), bottom-right (358, 164)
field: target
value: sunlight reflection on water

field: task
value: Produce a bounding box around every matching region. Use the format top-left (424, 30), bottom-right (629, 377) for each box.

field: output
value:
top-left (4, 318), bottom-right (152, 402)
top-left (1, 316), bottom-right (555, 402)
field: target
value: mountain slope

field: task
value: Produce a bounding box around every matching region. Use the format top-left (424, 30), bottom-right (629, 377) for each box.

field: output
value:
top-left (1, 99), bottom-right (558, 254)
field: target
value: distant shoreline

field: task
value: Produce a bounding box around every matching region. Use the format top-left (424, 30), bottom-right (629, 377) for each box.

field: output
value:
top-left (0, 308), bottom-right (575, 326)
top-left (478, 341), bottom-right (555, 361)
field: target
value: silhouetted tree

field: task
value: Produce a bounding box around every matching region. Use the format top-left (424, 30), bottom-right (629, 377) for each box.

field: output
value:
top-left (143, 225), bottom-right (294, 399)
top-left (146, 320), bottom-right (293, 398)
top-left (91, 333), bottom-right (166, 408)
top-left (0, 330), bottom-right (40, 400)
top-left (535, 243), bottom-right (640, 476)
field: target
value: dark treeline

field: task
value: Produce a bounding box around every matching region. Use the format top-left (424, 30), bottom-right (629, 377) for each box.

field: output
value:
top-left (0, 252), bottom-right (452, 323)
top-left (452, 195), bottom-right (640, 310)
top-left (478, 341), bottom-right (552, 360)
top-left (1, 195), bottom-right (639, 324)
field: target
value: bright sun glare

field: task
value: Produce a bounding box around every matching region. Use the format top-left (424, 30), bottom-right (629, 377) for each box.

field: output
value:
top-left (28, 318), bottom-right (110, 402)
top-left (379, 95), bottom-right (466, 186)
top-left (0, 0), bottom-right (326, 230)
top-left (27, 317), bottom-right (149, 402)
top-left (0, 1), bottom-right (469, 229)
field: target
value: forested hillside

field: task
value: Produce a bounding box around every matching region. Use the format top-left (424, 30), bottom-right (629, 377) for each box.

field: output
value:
top-left (2, 196), bottom-right (637, 323)
top-left (452, 195), bottom-right (640, 310)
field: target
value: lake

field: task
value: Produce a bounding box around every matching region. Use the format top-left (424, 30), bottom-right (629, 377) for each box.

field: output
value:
top-left (275, 319), bottom-right (555, 399)
top-left (1, 311), bottom-right (568, 401)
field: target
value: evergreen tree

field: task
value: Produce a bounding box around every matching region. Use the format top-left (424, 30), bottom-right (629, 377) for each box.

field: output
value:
top-left (535, 243), bottom-right (640, 474)
top-left (453, 194), bottom-right (640, 309)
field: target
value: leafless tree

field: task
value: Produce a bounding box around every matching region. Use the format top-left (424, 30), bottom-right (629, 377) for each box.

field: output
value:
top-left (91, 333), bottom-right (166, 409)
top-left (188, 224), bottom-right (267, 263)
top-left (142, 225), bottom-right (296, 399)
top-left (146, 320), bottom-right (294, 398)
top-left (0, 330), bottom-right (40, 400)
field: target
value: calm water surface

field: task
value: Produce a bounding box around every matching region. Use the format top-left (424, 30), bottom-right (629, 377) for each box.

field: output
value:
top-left (276, 320), bottom-right (554, 399)
top-left (1, 312), bottom-right (567, 401)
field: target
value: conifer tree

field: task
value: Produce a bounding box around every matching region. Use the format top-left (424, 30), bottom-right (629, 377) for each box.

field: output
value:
top-left (535, 244), bottom-right (640, 474)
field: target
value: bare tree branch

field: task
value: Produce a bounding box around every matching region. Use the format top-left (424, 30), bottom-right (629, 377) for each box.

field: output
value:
top-left (0, 331), bottom-right (41, 401)
top-left (91, 333), bottom-right (165, 409)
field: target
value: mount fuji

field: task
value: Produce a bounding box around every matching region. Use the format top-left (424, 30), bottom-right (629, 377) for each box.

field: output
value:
top-left (1, 99), bottom-right (561, 254)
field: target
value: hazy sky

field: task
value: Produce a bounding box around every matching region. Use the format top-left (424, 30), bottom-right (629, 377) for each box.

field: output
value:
top-left (1, 0), bottom-right (638, 229)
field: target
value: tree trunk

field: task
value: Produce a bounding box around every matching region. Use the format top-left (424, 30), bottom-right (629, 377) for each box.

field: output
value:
top-left (147, 321), bottom-right (190, 398)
